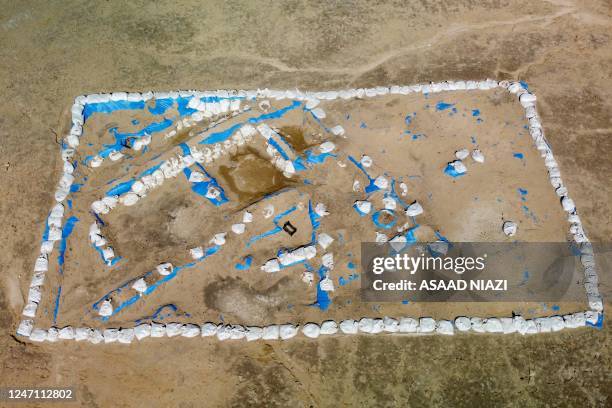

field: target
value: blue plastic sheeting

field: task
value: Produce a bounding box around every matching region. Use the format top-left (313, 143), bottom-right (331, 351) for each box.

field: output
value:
top-left (444, 163), bottom-right (466, 178)
top-left (58, 216), bottom-right (79, 268)
top-left (235, 255), bottom-right (253, 270)
top-left (435, 101), bottom-right (455, 111)
top-left (106, 180), bottom-right (135, 196)
top-left (513, 152), bottom-right (524, 159)
top-left (372, 210), bottom-right (396, 229)
top-left (83, 100), bottom-right (145, 122)
top-left (312, 266), bottom-right (331, 311)
top-left (148, 98), bottom-right (174, 115)
top-left (52, 286), bottom-right (62, 324)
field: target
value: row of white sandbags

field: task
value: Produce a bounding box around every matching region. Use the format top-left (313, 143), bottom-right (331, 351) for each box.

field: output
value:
top-left (506, 81), bottom-right (602, 312)
top-left (18, 99), bottom-right (85, 327)
top-left (17, 309), bottom-right (601, 342)
top-left (75, 80), bottom-right (501, 111)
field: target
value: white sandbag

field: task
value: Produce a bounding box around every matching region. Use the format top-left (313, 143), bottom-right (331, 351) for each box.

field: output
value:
top-left (210, 232), bottom-right (227, 246)
top-left (89, 329), bottom-right (104, 344)
top-left (28, 286), bottom-right (42, 304)
top-left (375, 232), bottom-right (388, 243)
top-left (40, 240), bottom-right (54, 254)
top-left (301, 271), bottom-right (314, 285)
top-left (383, 317), bottom-right (399, 333)
top-left (454, 317), bottom-right (471, 332)
top-left (503, 221), bottom-right (517, 237)
top-left (330, 125), bottom-right (345, 136)
top-left (448, 160), bottom-right (467, 175)
top-left (189, 171), bottom-right (206, 183)
top-left (319, 277), bottom-right (334, 292)
top-left (321, 253), bottom-right (334, 270)
top-left (109, 150), bottom-right (124, 161)
top-left (228, 325), bottom-right (246, 340)
top-left (317, 233), bottom-right (334, 250)
top-left (374, 176), bottom-right (388, 190)
top-left (120, 192), bottom-right (139, 206)
top-left (381, 197), bottom-right (396, 211)
top-left (319, 141), bottom-right (336, 153)
top-left (17, 320), bottom-right (33, 337)
top-left (102, 247), bottom-right (115, 263)
top-left (315, 202), bottom-right (329, 217)
top-left (514, 316), bottom-right (537, 335)
top-left (22, 302), bottom-right (37, 318)
top-left (156, 262), bottom-right (173, 276)
top-left (29, 329), bottom-right (47, 342)
top-left (405, 201), bottom-right (423, 217)
top-left (534, 317), bottom-right (552, 333)
top-left (360, 155), bottom-right (373, 167)
top-left (418, 318), bottom-right (436, 333)
top-left (201, 323), bottom-right (218, 337)
top-left (243, 211), bottom-right (253, 223)
top-left (279, 324), bottom-right (299, 340)
top-left (262, 325), bottom-right (280, 340)
top-left (165, 323), bottom-right (183, 337)
top-left (500, 317), bottom-right (517, 334)
top-left (354, 200), bottom-right (372, 215)
top-left (90, 155), bottom-right (103, 168)
top-left (549, 316), bottom-right (565, 332)
top-left (103, 328), bottom-right (119, 343)
top-left (561, 196), bottom-right (575, 212)
top-left (91, 200), bottom-right (109, 214)
top-left (588, 295), bottom-right (603, 311)
top-left (436, 320), bottom-right (454, 335)
top-left (245, 326), bottom-right (264, 341)
top-left (261, 259), bottom-right (281, 273)
top-left (118, 328), bottom-right (134, 344)
top-left (310, 108), bottom-right (326, 119)
top-left (339, 319), bottom-right (359, 334)
top-left (134, 324), bottom-right (151, 340)
top-left (519, 92), bottom-right (536, 108)
top-left (48, 226), bottom-right (62, 241)
top-left (564, 312), bottom-right (586, 328)
top-left (397, 317), bottom-right (418, 333)
top-left (483, 318), bottom-right (503, 333)
top-left (34, 255), bottom-right (48, 272)
top-left (30, 271), bottom-right (45, 287)
top-left (58, 326), bottom-right (75, 340)
top-left (45, 328), bottom-right (58, 342)
top-left (471, 149), bottom-right (485, 163)
top-left (150, 322), bottom-right (166, 338)
top-left (181, 324), bottom-right (200, 338)
top-left (359, 318), bottom-right (384, 334)
top-left (263, 204), bottom-right (274, 218)
top-left (470, 317), bottom-right (486, 333)
top-left (190, 247), bottom-right (204, 260)
top-left (320, 320), bottom-right (338, 335)
top-left (131, 278), bottom-right (147, 293)
top-left (455, 149), bottom-right (469, 160)
top-left (75, 327), bottom-right (92, 341)
top-left (302, 323), bottom-right (321, 338)
top-left (229, 223), bottom-right (246, 235)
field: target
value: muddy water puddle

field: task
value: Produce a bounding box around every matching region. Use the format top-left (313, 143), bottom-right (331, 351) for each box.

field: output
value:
top-left (219, 148), bottom-right (296, 204)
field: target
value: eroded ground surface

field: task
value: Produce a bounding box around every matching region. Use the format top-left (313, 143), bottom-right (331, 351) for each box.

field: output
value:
top-left (0, 0), bottom-right (611, 407)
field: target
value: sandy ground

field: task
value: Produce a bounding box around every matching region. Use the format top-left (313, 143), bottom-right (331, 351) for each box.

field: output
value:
top-left (0, 0), bottom-right (611, 407)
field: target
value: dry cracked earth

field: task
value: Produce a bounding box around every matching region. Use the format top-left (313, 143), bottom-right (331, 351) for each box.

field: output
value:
top-left (0, 1), bottom-right (611, 407)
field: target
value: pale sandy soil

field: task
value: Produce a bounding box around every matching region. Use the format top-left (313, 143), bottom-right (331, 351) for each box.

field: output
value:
top-left (0, 1), bottom-right (611, 407)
